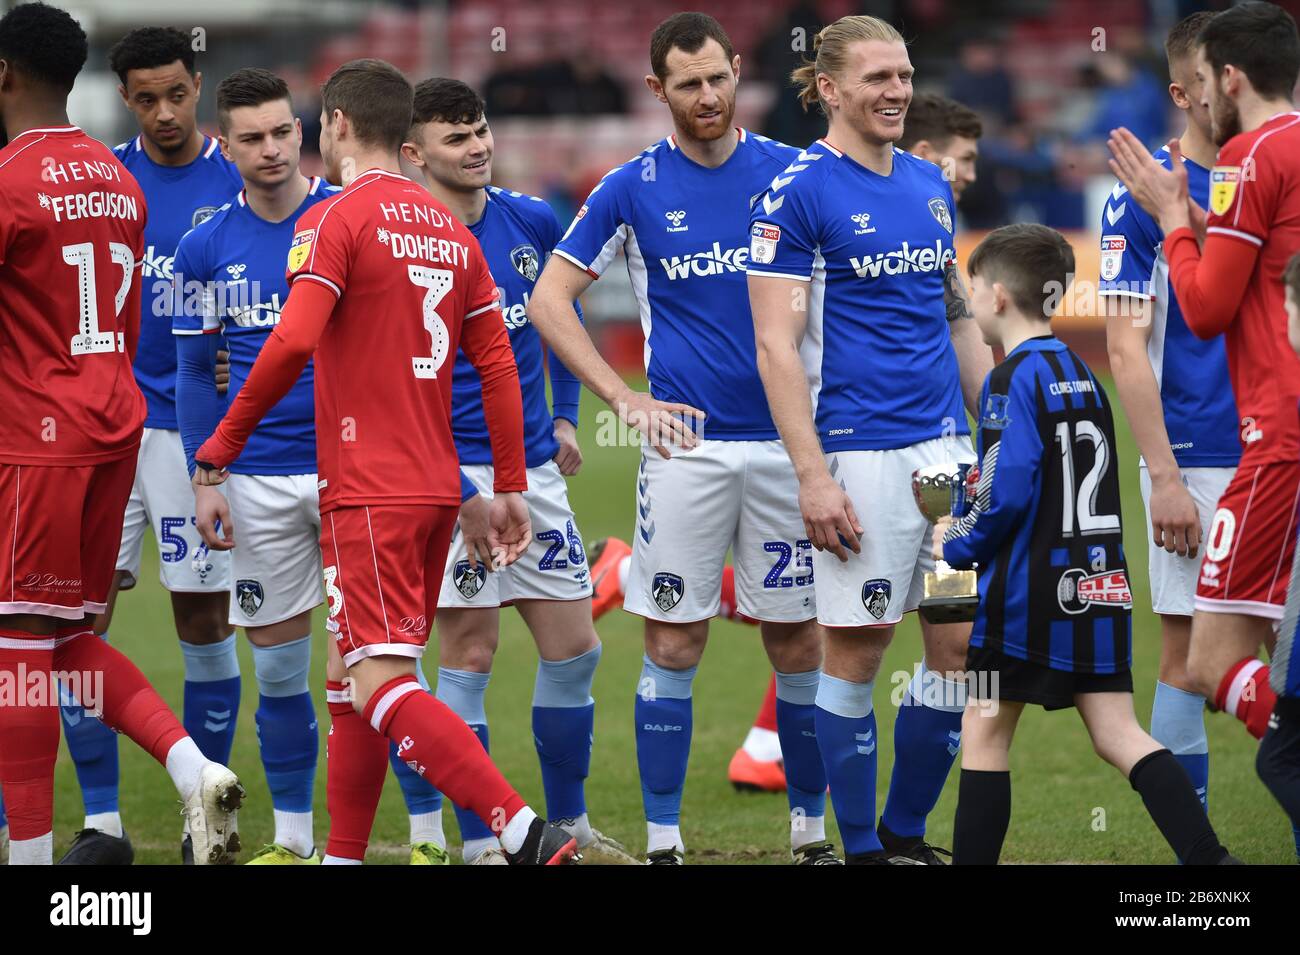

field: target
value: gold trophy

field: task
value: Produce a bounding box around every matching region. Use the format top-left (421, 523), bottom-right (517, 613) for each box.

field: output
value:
top-left (911, 463), bottom-right (979, 624)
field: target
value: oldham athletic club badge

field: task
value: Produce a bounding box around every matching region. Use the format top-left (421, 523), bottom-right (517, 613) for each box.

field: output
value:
top-left (235, 579), bottom-right (264, 617)
top-left (652, 572), bottom-right (684, 612)
top-left (511, 244), bottom-right (539, 281)
top-left (454, 560), bottom-right (486, 599)
top-left (192, 205), bottom-right (219, 228)
top-left (1209, 166), bottom-right (1240, 216)
top-left (861, 578), bottom-right (891, 620)
top-left (928, 197), bottom-right (952, 234)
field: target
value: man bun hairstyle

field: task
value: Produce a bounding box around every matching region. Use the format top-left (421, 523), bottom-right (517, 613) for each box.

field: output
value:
top-left (791, 15), bottom-right (904, 114)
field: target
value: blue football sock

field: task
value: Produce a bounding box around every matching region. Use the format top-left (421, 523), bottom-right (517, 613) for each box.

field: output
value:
top-left (816, 674), bottom-right (882, 856)
top-left (436, 667), bottom-right (495, 843)
top-left (881, 660), bottom-right (965, 838)
top-left (181, 634), bottom-right (241, 764)
top-left (533, 644), bottom-right (601, 821)
top-left (1151, 681), bottom-right (1209, 813)
top-left (635, 656), bottom-right (695, 827)
top-left (251, 636), bottom-right (317, 814)
top-left (60, 631), bottom-right (120, 816)
top-left (774, 669), bottom-right (826, 841)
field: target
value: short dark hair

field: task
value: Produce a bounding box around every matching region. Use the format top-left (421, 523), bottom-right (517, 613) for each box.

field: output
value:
top-left (897, 93), bottom-right (981, 151)
top-left (1199, 2), bottom-right (1300, 100)
top-left (411, 77), bottom-right (485, 128)
top-left (108, 26), bottom-right (195, 86)
top-left (216, 68), bottom-right (291, 132)
top-left (967, 223), bottom-right (1076, 320)
top-left (321, 59), bottom-right (413, 151)
top-left (0, 2), bottom-right (87, 93)
top-left (1165, 10), bottom-right (1214, 68)
top-left (650, 12), bottom-right (735, 81)
top-left (1285, 251), bottom-right (1300, 302)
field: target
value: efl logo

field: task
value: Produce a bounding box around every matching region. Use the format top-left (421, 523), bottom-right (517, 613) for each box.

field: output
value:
top-left (750, 223), bottom-right (781, 265)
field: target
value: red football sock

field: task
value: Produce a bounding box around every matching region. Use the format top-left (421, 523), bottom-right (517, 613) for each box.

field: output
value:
top-left (754, 673), bottom-right (779, 733)
top-left (53, 628), bottom-right (187, 763)
top-left (719, 565), bottom-right (758, 625)
top-left (1215, 657), bottom-right (1276, 740)
top-left (324, 680), bottom-right (388, 861)
top-left (0, 636), bottom-right (59, 840)
top-left (363, 676), bottom-right (526, 832)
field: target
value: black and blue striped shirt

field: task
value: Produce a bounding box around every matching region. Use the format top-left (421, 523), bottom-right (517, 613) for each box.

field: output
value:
top-left (943, 336), bottom-right (1133, 674)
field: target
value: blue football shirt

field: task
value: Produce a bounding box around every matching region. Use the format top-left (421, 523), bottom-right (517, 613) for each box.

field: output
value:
top-left (114, 134), bottom-right (243, 429)
top-left (1097, 149), bottom-right (1240, 468)
top-left (172, 177), bottom-right (337, 474)
top-left (452, 186), bottom-right (581, 468)
top-left (747, 140), bottom-right (967, 451)
top-left (554, 129), bottom-right (798, 440)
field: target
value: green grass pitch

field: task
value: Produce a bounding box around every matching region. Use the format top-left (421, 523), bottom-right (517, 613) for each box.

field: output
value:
top-left (51, 377), bottom-right (1295, 864)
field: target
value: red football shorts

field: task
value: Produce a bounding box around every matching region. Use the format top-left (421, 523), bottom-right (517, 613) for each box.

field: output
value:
top-left (0, 453), bottom-right (137, 621)
top-left (320, 504), bottom-right (457, 667)
top-left (1196, 460), bottom-right (1300, 619)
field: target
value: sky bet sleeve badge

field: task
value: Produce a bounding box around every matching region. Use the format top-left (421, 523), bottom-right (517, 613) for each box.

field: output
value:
top-left (1099, 235), bottom-right (1126, 281)
top-left (287, 229), bottom-right (315, 273)
top-left (749, 223), bottom-right (780, 265)
top-left (1209, 166), bottom-right (1240, 216)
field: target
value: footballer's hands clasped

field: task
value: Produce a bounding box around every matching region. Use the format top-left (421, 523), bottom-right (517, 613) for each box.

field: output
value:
top-left (1148, 472), bottom-right (1202, 557)
top-left (459, 490), bottom-right (496, 571)
top-left (552, 417), bottom-right (583, 475)
top-left (193, 483), bottom-right (235, 551)
top-left (489, 491), bottom-right (532, 570)
top-left (800, 469), bottom-right (863, 563)
top-left (614, 386), bottom-right (706, 459)
top-left (1107, 129), bottom-right (1198, 235)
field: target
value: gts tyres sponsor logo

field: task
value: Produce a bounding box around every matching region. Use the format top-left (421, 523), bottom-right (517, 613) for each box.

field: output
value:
top-left (660, 242), bottom-right (748, 279)
top-left (851, 240), bottom-right (954, 280)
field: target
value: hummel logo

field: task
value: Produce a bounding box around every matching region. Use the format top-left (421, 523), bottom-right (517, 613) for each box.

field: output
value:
top-left (665, 210), bottom-right (688, 232)
top-left (851, 212), bottom-right (876, 234)
top-left (225, 263), bottom-right (247, 281)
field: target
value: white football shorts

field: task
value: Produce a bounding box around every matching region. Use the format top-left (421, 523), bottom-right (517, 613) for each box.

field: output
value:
top-left (1139, 465), bottom-right (1235, 617)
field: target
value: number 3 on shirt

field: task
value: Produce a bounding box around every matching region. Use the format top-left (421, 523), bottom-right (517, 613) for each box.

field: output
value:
top-left (62, 241), bottom-right (134, 356)
top-left (408, 264), bottom-right (453, 379)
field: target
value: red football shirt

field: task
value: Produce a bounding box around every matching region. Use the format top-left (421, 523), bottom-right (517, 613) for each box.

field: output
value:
top-left (0, 126), bottom-right (147, 465)
top-left (1203, 111), bottom-right (1300, 465)
top-left (286, 168), bottom-right (525, 511)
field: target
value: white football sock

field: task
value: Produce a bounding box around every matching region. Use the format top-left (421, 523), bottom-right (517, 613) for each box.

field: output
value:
top-left (557, 813), bottom-right (595, 848)
top-left (84, 811), bottom-right (123, 839)
top-left (499, 806), bottom-right (539, 855)
top-left (462, 836), bottom-right (500, 863)
top-left (11, 832), bottom-right (53, 865)
top-left (164, 737), bottom-right (208, 802)
top-left (409, 810), bottom-right (445, 848)
top-left (617, 555), bottom-right (632, 594)
top-left (742, 726), bottom-right (782, 762)
top-left (791, 812), bottom-right (826, 851)
top-left (322, 854), bottom-right (362, 865)
top-left (647, 822), bottom-right (683, 854)
top-left (273, 809), bottom-right (314, 858)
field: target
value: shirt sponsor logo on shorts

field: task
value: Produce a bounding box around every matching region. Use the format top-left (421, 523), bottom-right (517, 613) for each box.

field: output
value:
top-left (652, 572), bottom-right (684, 612)
top-left (454, 560), bottom-right (486, 600)
top-left (18, 572), bottom-right (82, 594)
top-left (1056, 568), bottom-right (1132, 614)
top-left (861, 578), bottom-right (891, 620)
top-left (235, 579), bottom-right (264, 617)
